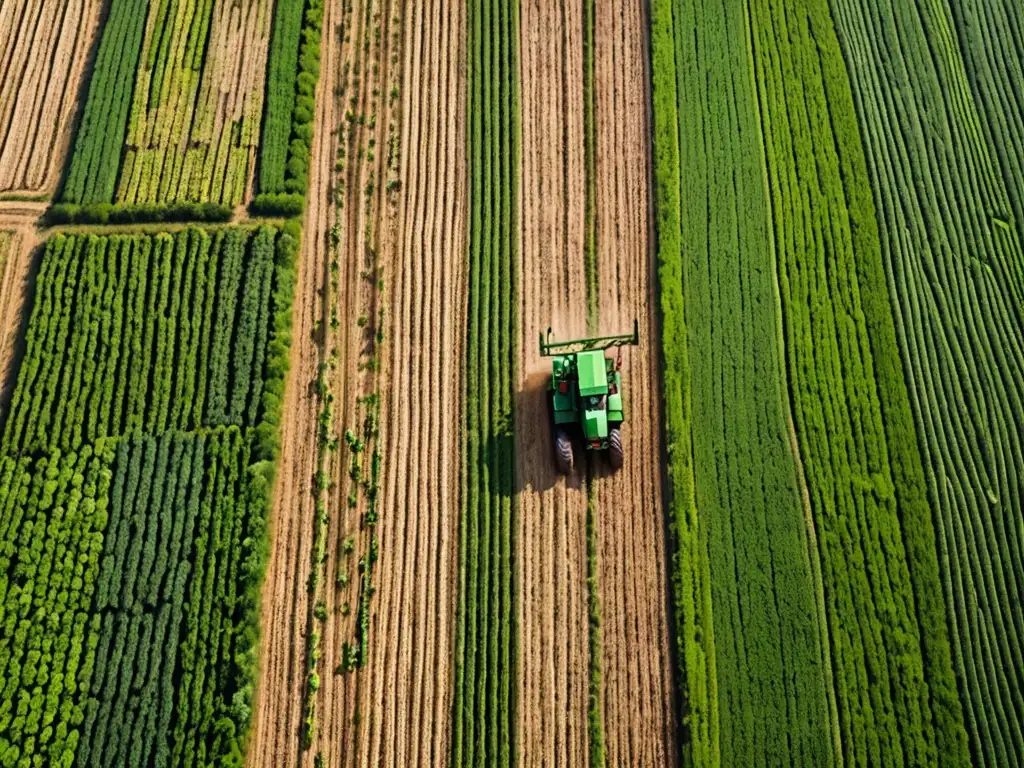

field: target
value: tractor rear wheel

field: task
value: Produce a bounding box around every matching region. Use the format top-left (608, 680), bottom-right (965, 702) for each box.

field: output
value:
top-left (608, 427), bottom-right (624, 470)
top-left (555, 427), bottom-right (574, 474)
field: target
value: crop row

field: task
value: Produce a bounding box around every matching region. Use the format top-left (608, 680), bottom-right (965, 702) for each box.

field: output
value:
top-left (63, 0), bottom-right (271, 208)
top-left (60, 0), bottom-right (149, 205)
top-left (0, 218), bottom-right (298, 765)
top-left (117, 0), bottom-right (271, 207)
top-left (0, 442), bottom-right (115, 766)
top-left (76, 428), bottom-right (261, 768)
top-left (829, 0), bottom-right (1024, 763)
top-left (746, 0), bottom-right (971, 764)
top-left (3, 228), bottom-right (277, 454)
top-left (258, 0), bottom-right (307, 196)
top-left (451, 0), bottom-right (518, 764)
top-left (650, 0), bottom-right (838, 764)
top-left (253, 0), bottom-right (326, 214)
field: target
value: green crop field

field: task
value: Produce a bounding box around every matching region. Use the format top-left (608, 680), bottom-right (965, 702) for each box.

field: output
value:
top-left (0, 226), bottom-right (297, 766)
top-left (62, 0), bottom-right (273, 209)
top-left (652, 0), bottom-right (1024, 765)
top-left (0, 0), bottom-right (1020, 764)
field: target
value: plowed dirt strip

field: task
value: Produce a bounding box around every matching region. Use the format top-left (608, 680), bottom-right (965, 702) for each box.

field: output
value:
top-left (0, 0), bottom-right (102, 194)
top-left (314, 0), bottom-right (405, 762)
top-left (346, 1), bottom-right (466, 764)
top-left (516, 0), bottom-right (590, 765)
top-left (248, 0), bottom-right (340, 764)
top-left (590, 0), bottom-right (678, 765)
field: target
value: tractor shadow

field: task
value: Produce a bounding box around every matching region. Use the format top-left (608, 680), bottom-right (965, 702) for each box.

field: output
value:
top-left (512, 367), bottom-right (585, 495)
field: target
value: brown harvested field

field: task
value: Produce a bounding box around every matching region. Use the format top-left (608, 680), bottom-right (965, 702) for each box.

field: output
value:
top-left (516, 0), bottom-right (677, 764)
top-left (330, 0), bottom-right (466, 764)
top-left (117, 0), bottom-right (273, 206)
top-left (253, 0), bottom-right (674, 764)
top-left (0, 0), bottom-right (102, 196)
top-left (251, 1), bottom-right (466, 766)
top-left (515, 0), bottom-right (591, 764)
top-left (590, 0), bottom-right (678, 763)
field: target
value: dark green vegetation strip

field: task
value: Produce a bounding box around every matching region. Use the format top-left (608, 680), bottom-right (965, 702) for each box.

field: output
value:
top-left (746, 0), bottom-right (970, 764)
top-left (650, 0), bottom-right (837, 764)
top-left (581, 1), bottom-right (603, 764)
top-left (61, 0), bottom-right (149, 205)
top-left (0, 224), bottom-right (300, 765)
top-left (47, 201), bottom-right (232, 226)
top-left (258, 0), bottom-right (307, 195)
top-left (828, 1), bottom-right (1024, 764)
top-left (452, 0), bottom-right (518, 764)
top-left (253, 0), bottom-right (326, 213)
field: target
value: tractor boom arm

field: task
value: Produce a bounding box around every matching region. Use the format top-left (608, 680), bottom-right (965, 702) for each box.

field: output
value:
top-left (539, 319), bottom-right (639, 356)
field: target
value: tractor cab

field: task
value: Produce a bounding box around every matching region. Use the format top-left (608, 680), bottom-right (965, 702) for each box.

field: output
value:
top-left (539, 322), bottom-right (638, 473)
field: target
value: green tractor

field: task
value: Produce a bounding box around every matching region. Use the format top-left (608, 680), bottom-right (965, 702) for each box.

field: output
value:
top-left (539, 320), bottom-right (640, 474)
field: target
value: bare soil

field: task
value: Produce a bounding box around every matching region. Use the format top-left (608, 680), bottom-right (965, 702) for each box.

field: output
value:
top-left (516, 0), bottom-right (591, 764)
top-left (336, 1), bottom-right (467, 764)
top-left (0, 224), bottom-right (38, 399)
top-left (589, 0), bottom-right (678, 763)
top-left (0, 0), bottom-right (102, 195)
top-left (251, 1), bottom-right (466, 766)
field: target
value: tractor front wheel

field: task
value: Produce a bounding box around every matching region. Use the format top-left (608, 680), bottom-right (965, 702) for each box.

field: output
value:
top-left (608, 427), bottom-right (624, 470)
top-left (555, 427), bottom-right (574, 474)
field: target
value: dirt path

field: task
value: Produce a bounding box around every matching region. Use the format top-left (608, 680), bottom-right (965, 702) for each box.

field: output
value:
top-left (248, 0), bottom-right (341, 763)
top-left (589, 0), bottom-right (678, 764)
top-left (0, 0), bottom-right (102, 195)
top-left (517, 0), bottom-right (678, 764)
top-left (0, 225), bottom-right (38, 405)
top-left (516, 0), bottom-right (591, 764)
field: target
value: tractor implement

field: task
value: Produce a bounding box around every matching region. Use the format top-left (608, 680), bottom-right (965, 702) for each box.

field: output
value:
top-left (539, 320), bottom-right (640, 473)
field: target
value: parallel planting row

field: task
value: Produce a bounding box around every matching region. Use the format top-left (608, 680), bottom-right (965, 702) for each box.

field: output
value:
top-left (651, 0), bottom-right (1023, 765)
top-left (649, 0), bottom-right (836, 764)
top-left (0, 0), bottom-right (101, 195)
top-left (746, 0), bottom-right (969, 764)
top-left (452, 0), bottom-right (519, 764)
top-left (4, 229), bottom-right (277, 453)
top-left (829, 0), bottom-right (1024, 763)
top-left (62, 0), bottom-right (271, 209)
top-left (0, 226), bottom-right (298, 766)
top-left (58, 0), bottom-right (325, 221)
